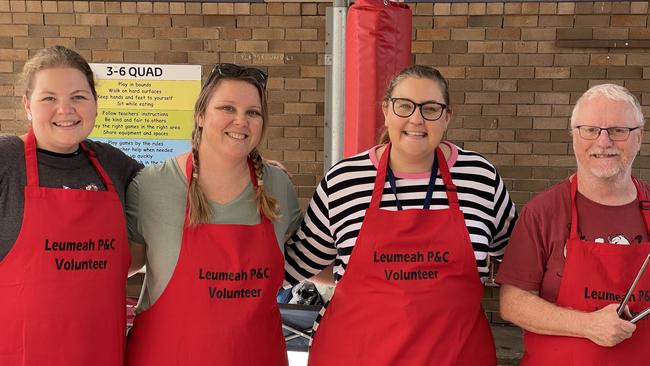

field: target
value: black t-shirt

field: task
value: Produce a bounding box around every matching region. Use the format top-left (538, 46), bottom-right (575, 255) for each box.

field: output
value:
top-left (0, 135), bottom-right (143, 260)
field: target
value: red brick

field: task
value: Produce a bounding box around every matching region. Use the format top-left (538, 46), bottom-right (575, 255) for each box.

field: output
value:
top-left (123, 27), bottom-right (153, 39)
top-left (451, 28), bottom-right (485, 40)
top-left (417, 29), bottom-right (450, 41)
top-left (446, 128), bottom-right (481, 142)
top-left (483, 79), bottom-right (517, 91)
top-left (536, 67), bottom-right (570, 79)
top-left (13, 36), bottom-right (43, 49)
top-left (434, 40), bottom-right (468, 53)
top-left (590, 54), bottom-right (626, 66)
top-left (434, 16), bottom-right (468, 28)
top-left (486, 28), bottom-right (520, 40)
top-left (533, 117), bottom-right (569, 129)
top-left (518, 105), bottom-right (552, 117)
top-left (269, 16), bottom-right (301, 28)
top-left (521, 28), bottom-right (556, 41)
top-left (611, 15), bottom-right (646, 27)
top-left (0, 24), bottom-right (28, 36)
top-left (77, 38), bottom-right (106, 50)
top-left (607, 67), bottom-right (643, 79)
top-left (155, 51), bottom-right (187, 64)
top-left (538, 15), bottom-right (574, 27)
top-left (503, 15), bottom-right (538, 27)
top-left (43, 37), bottom-right (75, 48)
top-left (574, 15), bottom-right (610, 27)
top-left (465, 92), bottom-right (499, 104)
top-left (594, 28), bottom-right (629, 40)
top-left (500, 92), bottom-right (534, 104)
top-left (172, 15), bottom-right (203, 27)
top-left (571, 66), bottom-right (607, 79)
top-left (503, 41), bottom-right (537, 53)
top-left (519, 54), bottom-right (553, 66)
top-left (483, 104), bottom-right (516, 116)
top-left (76, 14), bottom-right (107, 26)
top-left (482, 129), bottom-right (515, 141)
top-left (14, 13), bottom-right (44, 24)
top-left (467, 15), bottom-right (502, 29)
top-left (155, 27), bottom-right (187, 39)
top-left (554, 54), bottom-right (589, 66)
top-left (533, 142), bottom-right (568, 155)
top-left (467, 41), bottom-right (501, 53)
top-left (484, 54), bottom-right (517, 66)
top-left (415, 53), bottom-right (449, 66)
top-left (449, 54), bottom-right (482, 66)
top-left (517, 129), bottom-right (550, 142)
top-left (107, 15), bottom-right (138, 26)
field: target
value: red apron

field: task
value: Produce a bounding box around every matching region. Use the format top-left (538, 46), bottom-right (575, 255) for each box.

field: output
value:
top-left (0, 128), bottom-right (129, 366)
top-left (125, 156), bottom-right (288, 366)
top-left (522, 177), bottom-right (650, 365)
top-left (308, 144), bottom-right (496, 366)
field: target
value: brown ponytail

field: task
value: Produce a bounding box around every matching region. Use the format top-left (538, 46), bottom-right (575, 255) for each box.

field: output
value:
top-left (249, 148), bottom-right (281, 221)
top-left (188, 126), bottom-right (212, 226)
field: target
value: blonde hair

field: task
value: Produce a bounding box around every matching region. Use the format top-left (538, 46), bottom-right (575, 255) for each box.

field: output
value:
top-left (21, 45), bottom-right (97, 100)
top-left (378, 65), bottom-right (451, 144)
top-left (188, 70), bottom-right (280, 226)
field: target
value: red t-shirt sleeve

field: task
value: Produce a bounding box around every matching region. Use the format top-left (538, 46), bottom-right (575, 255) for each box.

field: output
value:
top-left (495, 204), bottom-right (547, 292)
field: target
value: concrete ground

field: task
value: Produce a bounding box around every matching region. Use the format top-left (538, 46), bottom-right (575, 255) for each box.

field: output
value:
top-left (493, 324), bottom-right (524, 365)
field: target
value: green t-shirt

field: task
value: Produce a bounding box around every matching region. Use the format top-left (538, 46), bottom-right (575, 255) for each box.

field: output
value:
top-left (126, 157), bottom-right (302, 312)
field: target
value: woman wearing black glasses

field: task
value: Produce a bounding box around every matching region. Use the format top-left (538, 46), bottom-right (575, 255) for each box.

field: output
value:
top-left (284, 65), bottom-right (517, 365)
top-left (125, 64), bottom-right (302, 365)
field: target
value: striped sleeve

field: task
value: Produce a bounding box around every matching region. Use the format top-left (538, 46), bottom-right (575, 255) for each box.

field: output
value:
top-left (284, 177), bottom-right (337, 286)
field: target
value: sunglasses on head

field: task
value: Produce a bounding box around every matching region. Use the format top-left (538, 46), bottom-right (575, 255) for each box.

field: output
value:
top-left (206, 63), bottom-right (268, 90)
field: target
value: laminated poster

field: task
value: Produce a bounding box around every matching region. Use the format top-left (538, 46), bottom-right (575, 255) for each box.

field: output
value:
top-left (89, 63), bottom-right (201, 165)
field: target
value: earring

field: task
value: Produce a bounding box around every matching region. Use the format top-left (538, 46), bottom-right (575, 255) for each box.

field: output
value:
top-left (27, 113), bottom-right (32, 121)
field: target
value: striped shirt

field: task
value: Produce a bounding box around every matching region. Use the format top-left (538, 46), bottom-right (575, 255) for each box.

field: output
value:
top-left (284, 142), bottom-right (518, 287)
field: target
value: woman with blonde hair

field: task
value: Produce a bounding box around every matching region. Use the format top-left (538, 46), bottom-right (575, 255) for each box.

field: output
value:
top-left (126, 63), bottom-right (302, 365)
top-left (0, 45), bottom-right (141, 365)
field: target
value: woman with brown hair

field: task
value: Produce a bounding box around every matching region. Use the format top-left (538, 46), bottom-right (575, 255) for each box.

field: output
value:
top-left (0, 46), bottom-right (141, 365)
top-left (284, 65), bottom-right (518, 365)
top-left (126, 64), bottom-right (302, 365)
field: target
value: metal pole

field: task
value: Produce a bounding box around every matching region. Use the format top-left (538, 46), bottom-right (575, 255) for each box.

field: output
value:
top-left (324, 0), bottom-right (348, 171)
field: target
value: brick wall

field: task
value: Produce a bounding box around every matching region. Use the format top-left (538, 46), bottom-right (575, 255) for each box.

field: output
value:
top-left (410, 1), bottom-right (650, 206)
top-left (3, 1), bottom-right (650, 208)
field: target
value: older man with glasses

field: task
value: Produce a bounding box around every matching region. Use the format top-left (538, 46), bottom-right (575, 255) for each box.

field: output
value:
top-left (496, 83), bottom-right (650, 365)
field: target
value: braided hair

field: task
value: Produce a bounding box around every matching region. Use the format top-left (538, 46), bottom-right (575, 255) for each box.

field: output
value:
top-left (187, 68), bottom-right (280, 225)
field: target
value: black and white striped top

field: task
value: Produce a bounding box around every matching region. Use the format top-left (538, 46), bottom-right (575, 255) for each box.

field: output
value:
top-left (284, 142), bottom-right (518, 286)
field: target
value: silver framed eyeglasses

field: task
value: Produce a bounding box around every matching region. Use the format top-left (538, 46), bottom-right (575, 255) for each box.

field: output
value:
top-left (574, 125), bottom-right (642, 141)
top-left (390, 98), bottom-right (447, 121)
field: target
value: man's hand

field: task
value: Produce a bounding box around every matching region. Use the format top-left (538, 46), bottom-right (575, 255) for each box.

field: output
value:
top-left (585, 303), bottom-right (636, 347)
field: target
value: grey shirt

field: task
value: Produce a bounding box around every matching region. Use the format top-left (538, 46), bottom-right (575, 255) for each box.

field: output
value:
top-left (126, 157), bottom-right (302, 312)
top-left (0, 135), bottom-right (142, 261)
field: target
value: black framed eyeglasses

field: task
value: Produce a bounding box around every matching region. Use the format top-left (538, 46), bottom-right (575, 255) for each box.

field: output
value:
top-left (574, 125), bottom-right (642, 141)
top-left (390, 98), bottom-right (447, 121)
top-left (206, 63), bottom-right (268, 90)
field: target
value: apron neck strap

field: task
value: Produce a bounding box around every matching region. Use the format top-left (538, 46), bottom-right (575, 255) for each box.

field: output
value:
top-left (372, 143), bottom-right (459, 210)
top-left (24, 128), bottom-right (115, 191)
top-left (570, 175), bottom-right (650, 239)
top-left (633, 177), bottom-right (650, 237)
top-left (569, 176), bottom-right (580, 240)
top-left (24, 128), bottom-right (40, 187)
